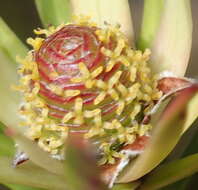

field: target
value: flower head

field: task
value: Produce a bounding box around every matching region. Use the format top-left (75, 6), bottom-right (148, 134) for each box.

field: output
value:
top-left (16, 17), bottom-right (162, 164)
top-left (0, 1), bottom-right (197, 189)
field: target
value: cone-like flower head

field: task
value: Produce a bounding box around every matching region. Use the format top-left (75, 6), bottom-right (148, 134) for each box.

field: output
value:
top-left (16, 18), bottom-right (162, 164)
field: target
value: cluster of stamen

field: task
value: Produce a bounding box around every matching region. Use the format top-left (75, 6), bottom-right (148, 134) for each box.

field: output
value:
top-left (15, 17), bottom-right (162, 164)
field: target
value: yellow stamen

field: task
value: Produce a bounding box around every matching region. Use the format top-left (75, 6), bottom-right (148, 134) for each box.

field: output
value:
top-left (116, 83), bottom-right (128, 97)
top-left (108, 71), bottom-right (122, 88)
top-left (116, 100), bottom-right (125, 115)
top-left (96, 80), bottom-right (108, 90)
top-left (94, 113), bottom-right (102, 127)
top-left (49, 84), bottom-right (63, 96)
top-left (108, 89), bottom-right (119, 100)
top-left (130, 66), bottom-right (137, 82)
top-left (114, 39), bottom-right (125, 57)
top-left (62, 112), bottom-right (75, 123)
top-left (74, 98), bottom-right (83, 115)
top-left (94, 91), bottom-right (106, 105)
top-left (131, 104), bottom-right (141, 120)
top-left (85, 79), bottom-right (95, 88)
top-left (106, 60), bottom-right (116, 72)
top-left (27, 37), bottom-right (44, 51)
top-left (79, 62), bottom-right (90, 78)
top-left (84, 109), bottom-right (101, 118)
top-left (64, 90), bottom-right (80, 97)
top-left (91, 66), bottom-right (103, 78)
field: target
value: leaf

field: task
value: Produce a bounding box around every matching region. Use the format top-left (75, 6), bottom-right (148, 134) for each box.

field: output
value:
top-left (64, 134), bottom-right (108, 190)
top-left (35, 0), bottom-right (71, 27)
top-left (0, 51), bottom-right (21, 130)
top-left (0, 156), bottom-right (67, 190)
top-left (149, 0), bottom-right (192, 77)
top-left (182, 122), bottom-right (198, 157)
top-left (6, 184), bottom-right (44, 190)
top-left (0, 18), bottom-right (27, 62)
top-left (0, 15), bottom-right (64, 183)
top-left (163, 123), bottom-right (198, 189)
top-left (117, 84), bottom-right (198, 182)
top-left (138, 153), bottom-right (198, 190)
top-left (14, 133), bottom-right (64, 176)
top-left (111, 182), bottom-right (140, 190)
top-left (137, 0), bottom-right (165, 50)
top-left (71, 0), bottom-right (134, 45)
top-left (0, 122), bottom-right (15, 157)
top-left (166, 119), bottom-right (198, 161)
top-left (159, 176), bottom-right (190, 190)
top-left (0, 18), bottom-right (27, 130)
top-left (0, 132), bottom-right (14, 157)
top-left (182, 93), bottom-right (198, 133)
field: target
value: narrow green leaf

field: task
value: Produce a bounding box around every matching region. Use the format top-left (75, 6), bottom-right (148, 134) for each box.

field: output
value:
top-left (118, 85), bottom-right (198, 182)
top-left (0, 157), bottom-right (67, 190)
top-left (137, 0), bottom-right (164, 50)
top-left (64, 135), bottom-right (107, 190)
top-left (0, 17), bottom-right (27, 62)
top-left (150, 0), bottom-right (192, 76)
top-left (159, 178), bottom-right (191, 190)
top-left (139, 153), bottom-right (198, 190)
top-left (71, 0), bottom-right (134, 45)
top-left (35, 0), bottom-right (71, 27)
top-left (6, 184), bottom-right (44, 190)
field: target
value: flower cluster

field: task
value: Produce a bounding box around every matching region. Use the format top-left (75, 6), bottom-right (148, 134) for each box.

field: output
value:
top-left (15, 17), bottom-right (162, 164)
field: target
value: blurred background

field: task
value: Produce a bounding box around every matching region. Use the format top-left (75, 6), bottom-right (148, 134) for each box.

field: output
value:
top-left (0, 0), bottom-right (197, 77)
top-left (0, 0), bottom-right (197, 189)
